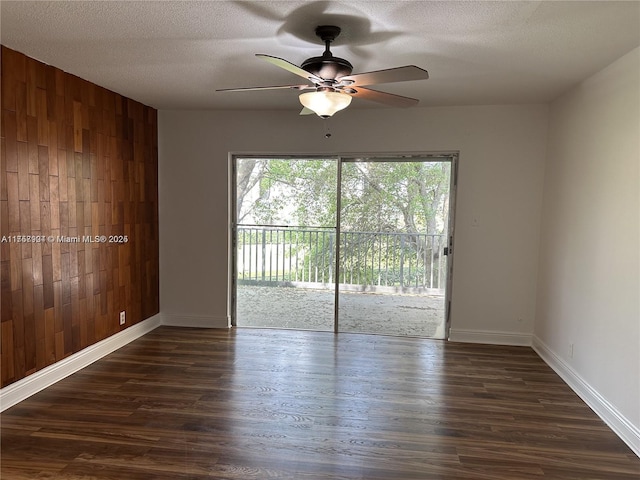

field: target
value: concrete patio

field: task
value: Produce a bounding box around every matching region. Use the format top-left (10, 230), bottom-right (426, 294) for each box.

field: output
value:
top-left (236, 285), bottom-right (446, 338)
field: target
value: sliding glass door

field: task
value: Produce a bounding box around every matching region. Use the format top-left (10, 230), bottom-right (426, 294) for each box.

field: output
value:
top-left (337, 158), bottom-right (453, 338)
top-left (233, 157), bottom-right (338, 331)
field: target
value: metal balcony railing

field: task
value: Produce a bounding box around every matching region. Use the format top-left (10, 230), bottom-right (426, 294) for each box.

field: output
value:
top-left (236, 227), bottom-right (447, 292)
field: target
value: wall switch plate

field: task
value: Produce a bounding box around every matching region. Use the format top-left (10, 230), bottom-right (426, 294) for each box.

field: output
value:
top-left (119, 311), bottom-right (126, 325)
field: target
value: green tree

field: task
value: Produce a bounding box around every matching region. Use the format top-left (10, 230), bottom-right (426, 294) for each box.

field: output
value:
top-left (339, 161), bottom-right (449, 234)
top-left (237, 158), bottom-right (337, 227)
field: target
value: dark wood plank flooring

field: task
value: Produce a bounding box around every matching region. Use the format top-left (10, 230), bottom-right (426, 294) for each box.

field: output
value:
top-left (1, 327), bottom-right (638, 479)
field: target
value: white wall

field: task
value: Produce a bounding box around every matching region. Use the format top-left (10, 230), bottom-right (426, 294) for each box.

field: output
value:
top-left (534, 47), bottom-right (640, 452)
top-left (158, 104), bottom-right (548, 341)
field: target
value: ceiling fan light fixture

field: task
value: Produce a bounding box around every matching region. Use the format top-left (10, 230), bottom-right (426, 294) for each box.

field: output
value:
top-left (299, 91), bottom-right (352, 118)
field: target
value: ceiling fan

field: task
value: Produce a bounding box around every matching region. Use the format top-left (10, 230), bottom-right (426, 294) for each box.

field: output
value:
top-left (217, 25), bottom-right (429, 118)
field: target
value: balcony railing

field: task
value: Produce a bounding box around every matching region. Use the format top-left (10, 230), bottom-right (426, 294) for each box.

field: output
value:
top-left (236, 227), bottom-right (447, 292)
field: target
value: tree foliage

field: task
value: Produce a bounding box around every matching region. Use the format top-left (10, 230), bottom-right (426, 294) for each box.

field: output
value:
top-left (236, 158), bottom-right (450, 235)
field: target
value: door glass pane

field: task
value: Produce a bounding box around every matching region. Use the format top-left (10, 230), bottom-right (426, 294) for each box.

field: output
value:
top-left (235, 157), bottom-right (337, 331)
top-left (338, 160), bottom-right (451, 338)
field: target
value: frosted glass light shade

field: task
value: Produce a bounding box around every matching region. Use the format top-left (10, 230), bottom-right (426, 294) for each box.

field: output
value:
top-left (299, 91), bottom-right (352, 118)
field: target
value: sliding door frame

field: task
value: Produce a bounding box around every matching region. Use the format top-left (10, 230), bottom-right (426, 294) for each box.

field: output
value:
top-left (231, 152), bottom-right (459, 338)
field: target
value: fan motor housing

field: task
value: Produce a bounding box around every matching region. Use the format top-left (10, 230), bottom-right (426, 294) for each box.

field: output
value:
top-left (301, 55), bottom-right (353, 80)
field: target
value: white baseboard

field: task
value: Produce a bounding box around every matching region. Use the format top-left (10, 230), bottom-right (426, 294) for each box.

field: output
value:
top-left (532, 336), bottom-right (640, 458)
top-left (0, 314), bottom-right (162, 412)
top-left (448, 328), bottom-right (532, 346)
top-left (161, 313), bottom-right (230, 328)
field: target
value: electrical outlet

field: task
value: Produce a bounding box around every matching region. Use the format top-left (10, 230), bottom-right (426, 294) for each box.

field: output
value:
top-left (119, 311), bottom-right (126, 325)
top-left (569, 343), bottom-right (574, 359)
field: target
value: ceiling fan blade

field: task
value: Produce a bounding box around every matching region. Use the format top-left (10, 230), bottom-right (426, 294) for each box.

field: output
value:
top-left (256, 54), bottom-right (322, 83)
top-left (340, 66), bottom-right (428, 87)
top-left (347, 87), bottom-right (419, 108)
top-left (300, 107), bottom-right (315, 115)
top-left (216, 84), bottom-right (314, 93)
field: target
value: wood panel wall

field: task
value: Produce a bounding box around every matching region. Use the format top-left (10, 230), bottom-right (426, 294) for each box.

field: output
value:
top-left (0, 46), bottom-right (159, 388)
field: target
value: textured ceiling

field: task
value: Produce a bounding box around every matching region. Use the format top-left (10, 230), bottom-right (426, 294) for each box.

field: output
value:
top-left (1, 1), bottom-right (639, 111)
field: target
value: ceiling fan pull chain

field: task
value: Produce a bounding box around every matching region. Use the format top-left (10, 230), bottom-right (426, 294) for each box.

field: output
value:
top-left (324, 120), bottom-right (332, 139)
